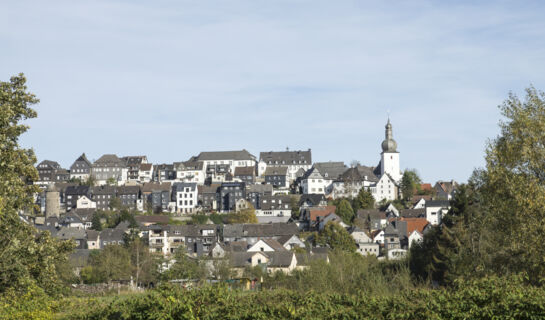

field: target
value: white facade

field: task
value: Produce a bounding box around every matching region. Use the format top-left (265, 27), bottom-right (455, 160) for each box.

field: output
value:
top-left (138, 165), bottom-right (154, 183)
top-left (408, 230), bottom-right (423, 249)
top-left (381, 152), bottom-right (401, 184)
top-left (371, 174), bottom-right (398, 202)
top-left (76, 196), bottom-right (96, 209)
top-left (357, 242), bottom-right (380, 256)
top-left (202, 159), bottom-right (256, 175)
top-left (176, 169), bottom-right (205, 185)
top-left (301, 168), bottom-right (331, 194)
top-left (175, 184), bottom-right (198, 214)
top-left (426, 205), bottom-right (449, 226)
top-left (258, 160), bottom-right (312, 182)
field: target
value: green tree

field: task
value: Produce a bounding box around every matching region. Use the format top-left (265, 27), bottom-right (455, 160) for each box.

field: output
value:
top-left (0, 74), bottom-right (73, 295)
top-left (162, 246), bottom-right (206, 281)
top-left (109, 197), bottom-right (122, 211)
top-left (315, 222), bottom-right (357, 252)
top-left (81, 246), bottom-right (132, 284)
top-left (91, 213), bottom-right (103, 231)
top-left (477, 87), bottom-right (545, 284)
top-left (401, 169), bottom-right (421, 201)
top-left (353, 187), bottom-right (375, 211)
top-left (290, 195), bottom-right (301, 219)
top-left (106, 177), bottom-right (117, 186)
top-left (335, 199), bottom-right (355, 224)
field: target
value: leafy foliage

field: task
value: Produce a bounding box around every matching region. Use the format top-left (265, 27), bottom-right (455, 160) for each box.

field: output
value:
top-left (226, 203), bottom-right (258, 224)
top-left (352, 187), bottom-right (375, 211)
top-left (315, 222), bottom-right (357, 252)
top-left (335, 199), bottom-right (354, 224)
top-left (401, 169), bottom-right (422, 201)
top-left (0, 74), bottom-right (73, 296)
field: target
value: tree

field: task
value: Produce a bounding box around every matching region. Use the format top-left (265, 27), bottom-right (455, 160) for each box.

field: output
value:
top-left (315, 222), bottom-right (357, 252)
top-left (0, 74), bottom-right (73, 295)
top-left (126, 237), bottom-right (159, 287)
top-left (91, 213), bottom-right (103, 231)
top-left (226, 204), bottom-right (258, 224)
top-left (400, 169), bottom-right (421, 201)
top-left (109, 197), bottom-right (122, 211)
top-left (335, 199), bottom-right (354, 224)
top-left (81, 246), bottom-right (132, 284)
top-left (353, 187), bottom-right (375, 211)
top-left (162, 246), bottom-right (206, 281)
top-left (106, 177), bottom-right (117, 186)
top-left (477, 87), bottom-right (545, 284)
top-left (290, 195), bottom-right (301, 219)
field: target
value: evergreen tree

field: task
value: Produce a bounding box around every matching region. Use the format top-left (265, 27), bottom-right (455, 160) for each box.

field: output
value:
top-left (335, 199), bottom-right (355, 224)
top-left (353, 187), bottom-right (375, 211)
top-left (401, 169), bottom-right (421, 201)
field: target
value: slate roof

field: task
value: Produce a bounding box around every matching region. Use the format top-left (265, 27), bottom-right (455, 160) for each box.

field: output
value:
top-left (86, 229), bottom-right (99, 241)
top-left (100, 228), bottom-right (125, 243)
top-left (172, 182), bottom-right (197, 192)
top-left (56, 227), bottom-right (86, 240)
top-left (140, 163), bottom-right (153, 171)
top-left (339, 167), bottom-right (363, 182)
top-left (121, 156), bottom-right (147, 166)
top-left (226, 241), bottom-right (249, 252)
top-left (117, 185), bottom-right (140, 195)
top-left (230, 251), bottom-right (295, 268)
top-left (313, 162), bottom-right (347, 180)
top-left (91, 185), bottom-right (116, 195)
top-left (264, 167), bottom-right (288, 176)
top-left (65, 185), bottom-right (90, 196)
top-left (198, 184), bottom-right (220, 194)
top-left (223, 223), bottom-right (299, 238)
top-left (73, 153), bottom-right (91, 166)
top-left (234, 166), bottom-right (255, 176)
top-left (399, 209), bottom-right (426, 218)
top-left (196, 150), bottom-right (255, 161)
top-left (356, 165), bottom-right (379, 182)
top-left (259, 150), bottom-right (312, 165)
top-left (435, 181), bottom-right (458, 194)
top-left (357, 209), bottom-right (387, 220)
top-left (298, 194), bottom-right (326, 206)
top-left (37, 160), bottom-right (61, 169)
top-left (94, 154), bottom-right (125, 167)
top-left (247, 184), bottom-right (273, 195)
top-left (426, 200), bottom-right (450, 208)
top-left (141, 182), bottom-right (172, 193)
top-left (259, 239), bottom-right (287, 251)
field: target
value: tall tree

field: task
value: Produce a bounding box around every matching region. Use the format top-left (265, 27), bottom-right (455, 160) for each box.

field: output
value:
top-left (0, 74), bottom-right (73, 295)
top-left (335, 199), bottom-right (355, 224)
top-left (315, 221), bottom-right (357, 252)
top-left (400, 169), bottom-right (422, 201)
top-left (226, 203), bottom-right (258, 224)
top-left (478, 87), bottom-right (545, 283)
top-left (81, 245), bottom-right (132, 284)
top-left (353, 187), bottom-right (375, 211)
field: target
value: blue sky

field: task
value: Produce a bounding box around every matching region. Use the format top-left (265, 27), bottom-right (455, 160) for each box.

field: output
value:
top-left (2, 0), bottom-right (545, 183)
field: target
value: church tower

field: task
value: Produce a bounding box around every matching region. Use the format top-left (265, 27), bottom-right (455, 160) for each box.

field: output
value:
top-left (380, 118), bottom-right (401, 183)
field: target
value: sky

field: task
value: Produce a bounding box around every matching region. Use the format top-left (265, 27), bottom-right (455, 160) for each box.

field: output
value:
top-left (2, 0), bottom-right (545, 183)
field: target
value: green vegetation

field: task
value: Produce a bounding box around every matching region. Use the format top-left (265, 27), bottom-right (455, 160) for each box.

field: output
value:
top-left (315, 222), bottom-right (357, 252)
top-left (335, 199), bottom-right (354, 224)
top-left (226, 203), bottom-right (258, 223)
top-left (352, 187), bottom-right (375, 211)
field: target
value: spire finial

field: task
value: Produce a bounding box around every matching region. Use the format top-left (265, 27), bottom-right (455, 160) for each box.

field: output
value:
top-left (387, 109), bottom-right (391, 123)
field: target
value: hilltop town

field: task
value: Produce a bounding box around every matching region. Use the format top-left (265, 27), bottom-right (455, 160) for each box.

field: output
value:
top-left (27, 119), bottom-right (457, 282)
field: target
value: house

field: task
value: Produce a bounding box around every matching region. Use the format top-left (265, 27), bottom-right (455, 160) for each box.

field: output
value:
top-left (86, 230), bottom-right (100, 249)
top-left (264, 167), bottom-right (289, 189)
top-left (117, 185), bottom-right (140, 209)
top-left (92, 154), bottom-right (127, 185)
top-left (330, 166), bottom-right (378, 199)
top-left (295, 250), bottom-right (330, 270)
top-left (234, 166), bottom-right (255, 185)
top-left (72, 208), bottom-right (96, 229)
top-left (121, 156), bottom-right (148, 182)
top-left (172, 182), bottom-right (198, 214)
top-left (173, 160), bottom-right (205, 184)
top-left (147, 224), bottom-right (219, 256)
top-left (69, 153), bottom-right (92, 181)
top-left (298, 194), bottom-right (327, 208)
top-left (246, 184), bottom-right (273, 209)
top-left (425, 200), bottom-right (450, 225)
top-left (389, 217), bottom-right (429, 249)
top-left (400, 208), bottom-right (426, 218)
top-left (56, 227), bottom-right (87, 249)
top-left (371, 173), bottom-right (399, 202)
top-left (387, 248), bottom-right (407, 260)
top-left (357, 242), bottom-right (380, 256)
top-left (357, 209), bottom-right (388, 230)
top-left (314, 162), bottom-right (347, 182)
top-left (198, 184), bottom-right (219, 212)
top-left (258, 150), bottom-right (312, 182)
top-left (349, 227), bottom-right (373, 244)
top-left (247, 239), bottom-right (287, 252)
top-left (300, 205), bottom-right (336, 231)
top-left (59, 213), bottom-right (85, 230)
top-left (300, 167), bottom-right (328, 195)
top-left (76, 195), bottom-right (96, 209)
top-left (35, 160), bottom-right (63, 186)
top-left (254, 195), bottom-right (292, 223)
top-left (91, 185), bottom-right (117, 211)
top-left (218, 182), bottom-right (246, 213)
top-left (65, 185), bottom-right (91, 211)
top-left (277, 234), bottom-right (306, 250)
top-left (141, 182), bottom-right (172, 213)
top-left (138, 163), bottom-right (154, 183)
top-left (230, 251), bottom-right (297, 276)
top-left (192, 150), bottom-right (257, 175)
top-left (408, 230), bottom-right (423, 249)
top-left (153, 164), bottom-right (176, 183)
top-left (434, 180), bottom-right (458, 200)
top-left (371, 229), bottom-right (385, 245)
top-left (383, 224), bottom-right (401, 250)
top-left (99, 228), bottom-right (126, 248)
top-left (412, 197), bottom-right (429, 209)
top-left (223, 223), bottom-right (299, 246)
top-left (318, 213), bottom-right (348, 231)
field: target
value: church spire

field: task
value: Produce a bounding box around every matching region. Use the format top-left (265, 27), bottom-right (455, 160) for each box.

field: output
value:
top-left (381, 118), bottom-right (397, 152)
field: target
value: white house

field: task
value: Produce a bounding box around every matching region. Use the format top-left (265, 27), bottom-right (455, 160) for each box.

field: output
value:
top-left (413, 198), bottom-right (427, 209)
top-left (247, 239), bottom-right (287, 252)
top-left (408, 230), bottom-right (423, 249)
top-left (258, 150), bottom-right (312, 181)
top-left (192, 150), bottom-right (256, 175)
top-left (174, 161), bottom-right (206, 185)
top-left (372, 230), bottom-right (385, 244)
top-left (425, 200), bottom-right (450, 225)
top-left (138, 163), bottom-right (154, 183)
top-left (357, 242), bottom-right (380, 256)
top-left (76, 196), bottom-right (96, 209)
top-left (371, 173), bottom-right (399, 202)
top-left (173, 182), bottom-right (198, 214)
top-left (300, 167), bottom-right (330, 194)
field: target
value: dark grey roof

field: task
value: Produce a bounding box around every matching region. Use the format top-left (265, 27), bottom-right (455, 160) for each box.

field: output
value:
top-left (259, 150), bottom-right (312, 165)
top-left (56, 227), bottom-right (86, 240)
top-left (196, 150), bottom-right (255, 161)
top-left (223, 223), bottom-right (298, 238)
top-left (117, 185), bottom-right (140, 195)
top-left (230, 251), bottom-right (295, 268)
top-left (86, 230), bottom-right (99, 241)
top-left (198, 184), bottom-right (220, 194)
top-left (37, 160), bottom-right (61, 169)
top-left (121, 156), bottom-right (147, 166)
top-left (65, 185), bottom-right (90, 196)
top-left (100, 228), bottom-right (125, 242)
top-left (172, 182), bottom-right (197, 192)
top-left (339, 167), bottom-right (363, 182)
top-left (234, 166), bottom-right (255, 176)
top-left (357, 209), bottom-right (386, 220)
top-left (426, 200), bottom-right (450, 208)
top-left (91, 185), bottom-right (116, 195)
top-left (141, 182), bottom-right (172, 193)
top-left (93, 154), bottom-right (125, 167)
top-left (168, 224), bottom-right (218, 237)
top-left (400, 209), bottom-right (425, 218)
top-left (313, 162), bottom-right (347, 180)
top-left (264, 167), bottom-right (288, 176)
top-left (247, 184), bottom-right (273, 195)
top-left (298, 194), bottom-right (326, 206)
top-left (356, 165), bottom-right (379, 182)
top-left (71, 153), bottom-right (91, 168)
